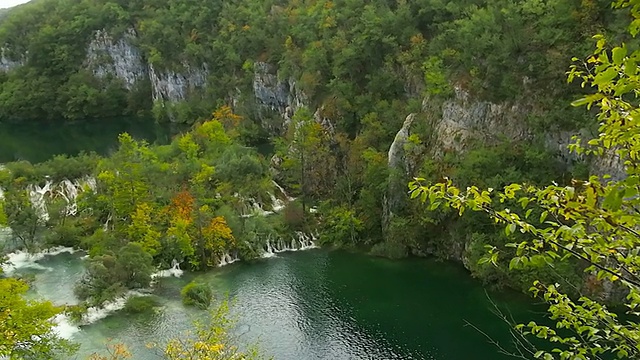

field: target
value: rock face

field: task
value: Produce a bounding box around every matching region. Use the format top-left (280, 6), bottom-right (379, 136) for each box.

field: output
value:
top-left (383, 113), bottom-right (418, 231)
top-left (85, 29), bottom-right (147, 90)
top-left (424, 86), bottom-right (624, 178)
top-left (252, 62), bottom-right (307, 134)
top-left (431, 86), bottom-right (530, 154)
top-left (148, 63), bottom-right (208, 102)
top-left (84, 28), bottom-right (209, 121)
top-left (383, 84), bottom-right (626, 260)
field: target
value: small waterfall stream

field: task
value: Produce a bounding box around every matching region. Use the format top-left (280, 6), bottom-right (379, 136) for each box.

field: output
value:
top-left (26, 176), bottom-right (96, 222)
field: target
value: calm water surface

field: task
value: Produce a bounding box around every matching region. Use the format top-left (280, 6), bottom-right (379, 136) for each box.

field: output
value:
top-left (21, 250), bottom-right (542, 360)
top-left (0, 118), bottom-right (177, 163)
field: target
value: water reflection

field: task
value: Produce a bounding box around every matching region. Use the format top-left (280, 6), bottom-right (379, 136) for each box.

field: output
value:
top-left (0, 118), bottom-right (179, 163)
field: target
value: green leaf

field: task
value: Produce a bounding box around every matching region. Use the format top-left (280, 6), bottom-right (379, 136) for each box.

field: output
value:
top-left (612, 46), bottom-right (627, 65)
top-left (593, 67), bottom-right (618, 86)
top-left (540, 211), bottom-right (548, 223)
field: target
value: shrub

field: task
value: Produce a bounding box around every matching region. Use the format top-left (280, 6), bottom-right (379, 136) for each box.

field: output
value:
top-left (181, 281), bottom-right (212, 309)
top-left (124, 296), bottom-right (159, 314)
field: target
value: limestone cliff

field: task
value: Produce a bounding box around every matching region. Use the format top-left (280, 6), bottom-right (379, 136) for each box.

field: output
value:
top-left (382, 84), bottom-right (625, 261)
top-left (252, 62), bottom-right (307, 134)
top-left (83, 28), bottom-right (209, 120)
top-left (85, 29), bottom-right (147, 91)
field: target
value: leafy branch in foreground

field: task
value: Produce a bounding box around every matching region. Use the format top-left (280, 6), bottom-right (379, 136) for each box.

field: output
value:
top-left (410, 1), bottom-right (640, 358)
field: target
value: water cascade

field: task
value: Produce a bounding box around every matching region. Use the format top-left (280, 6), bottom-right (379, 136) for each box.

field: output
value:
top-left (272, 180), bottom-right (295, 201)
top-left (28, 180), bottom-right (53, 222)
top-left (262, 231), bottom-right (318, 258)
top-left (26, 177), bottom-right (96, 222)
top-left (218, 252), bottom-right (240, 267)
top-left (81, 290), bottom-right (150, 325)
top-left (52, 313), bottom-right (81, 340)
top-left (1, 246), bottom-right (78, 274)
top-left (151, 259), bottom-right (184, 278)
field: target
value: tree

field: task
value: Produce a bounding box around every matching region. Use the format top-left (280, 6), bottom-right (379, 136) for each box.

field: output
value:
top-left (76, 243), bottom-right (154, 305)
top-left (163, 301), bottom-right (265, 360)
top-left (0, 276), bottom-right (75, 359)
top-left (410, 1), bottom-right (640, 358)
top-left (3, 187), bottom-right (42, 252)
top-left (127, 202), bottom-right (162, 256)
top-left (278, 107), bottom-right (334, 216)
top-left (89, 302), bottom-right (266, 360)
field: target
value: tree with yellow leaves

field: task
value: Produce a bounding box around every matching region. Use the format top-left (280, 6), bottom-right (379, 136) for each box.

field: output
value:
top-left (164, 301), bottom-right (264, 360)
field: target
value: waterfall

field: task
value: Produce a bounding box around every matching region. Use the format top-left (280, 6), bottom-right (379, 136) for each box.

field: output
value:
top-left (261, 231), bottom-right (318, 258)
top-left (52, 313), bottom-right (81, 340)
top-left (1, 246), bottom-right (78, 274)
top-left (28, 180), bottom-right (53, 222)
top-left (151, 258), bottom-right (184, 278)
top-left (272, 180), bottom-right (295, 201)
top-left (270, 193), bottom-right (286, 212)
top-left (239, 182), bottom-right (294, 218)
top-left (58, 179), bottom-right (79, 216)
top-left (25, 176), bottom-right (97, 222)
top-left (218, 252), bottom-right (240, 267)
top-left (81, 290), bottom-right (149, 325)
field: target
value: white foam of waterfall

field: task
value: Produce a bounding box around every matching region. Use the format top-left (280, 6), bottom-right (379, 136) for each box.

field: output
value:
top-left (272, 181), bottom-right (295, 201)
top-left (52, 313), bottom-right (81, 340)
top-left (2, 246), bottom-right (77, 274)
top-left (25, 176), bottom-right (96, 222)
top-left (81, 290), bottom-right (148, 325)
top-left (270, 193), bottom-right (286, 213)
top-left (218, 252), bottom-right (240, 267)
top-left (151, 259), bottom-right (184, 278)
top-left (84, 176), bottom-right (97, 192)
top-left (58, 179), bottom-right (79, 216)
top-left (261, 232), bottom-right (318, 258)
top-left (28, 180), bottom-right (53, 222)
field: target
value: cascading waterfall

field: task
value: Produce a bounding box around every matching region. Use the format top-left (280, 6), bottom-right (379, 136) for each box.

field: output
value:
top-left (261, 231), bottom-right (318, 258)
top-left (52, 313), bottom-right (81, 340)
top-left (240, 181), bottom-right (294, 217)
top-left (26, 176), bottom-right (96, 221)
top-left (81, 290), bottom-right (150, 325)
top-left (152, 258), bottom-right (184, 278)
top-left (272, 180), bottom-right (295, 201)
top-left (1, 246), bottom-right (78, 274)
top-left (28, 180), bottom-right (53, 222)
top-left (218, 252), bottom-right (240, 267)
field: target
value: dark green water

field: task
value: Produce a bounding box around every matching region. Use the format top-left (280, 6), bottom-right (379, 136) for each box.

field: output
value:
top-left (21, 249), bottom-right (542, 360)
top-left (0, 118), bottom-right (177, 163)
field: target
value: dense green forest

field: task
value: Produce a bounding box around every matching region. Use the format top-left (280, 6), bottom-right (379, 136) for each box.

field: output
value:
top-left (2, 0), bottom-right (640, 357)
top-left (0, 0), bottom-right (639, 359)
top-left (0, 0), bottom-right (622, 125)
top-left (0, 0), bottom-right (634, 296)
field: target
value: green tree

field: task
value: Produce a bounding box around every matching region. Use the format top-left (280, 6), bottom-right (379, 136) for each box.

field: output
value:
top-left (0, 275), bottom-right (76, 359)
top-left (3, 187), bottom-right (42, 251)
top-left (410, 1), bottom-right (640, 357)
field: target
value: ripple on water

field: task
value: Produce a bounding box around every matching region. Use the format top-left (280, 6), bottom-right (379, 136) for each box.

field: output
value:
top-left (22, 249), bottom-right (537, 360)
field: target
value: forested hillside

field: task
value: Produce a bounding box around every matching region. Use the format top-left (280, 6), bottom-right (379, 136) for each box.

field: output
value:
top-left (0, 0), bottom-right (620, 125)
top-left (0, 0), bottom-right (634, 296)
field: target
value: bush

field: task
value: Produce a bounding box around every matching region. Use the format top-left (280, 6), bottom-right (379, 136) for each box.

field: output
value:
top-left (124, 296), bottom-right (160, 314)
top-left (181, 281), bottom-right (212, 309)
